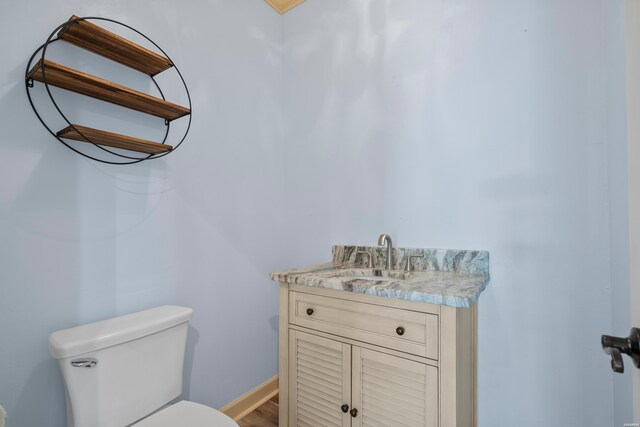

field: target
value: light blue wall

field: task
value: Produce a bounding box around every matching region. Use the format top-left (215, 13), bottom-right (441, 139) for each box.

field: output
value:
top-left (605, 1), bottom-right (633, 423)
top-left (0, 0), bottom-right (633, 425)
top-left (281, 0), bottom-right (626, 425)
top-left (0, 1), bottom-right (283, 426)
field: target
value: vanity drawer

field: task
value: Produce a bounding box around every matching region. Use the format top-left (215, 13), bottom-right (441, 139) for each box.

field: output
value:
top-left (289, 291), bottom-right (438, 359)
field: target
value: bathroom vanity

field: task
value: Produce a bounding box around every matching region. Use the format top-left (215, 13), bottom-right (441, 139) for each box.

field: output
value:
top-left (271, 245), bottom-right (489, 427)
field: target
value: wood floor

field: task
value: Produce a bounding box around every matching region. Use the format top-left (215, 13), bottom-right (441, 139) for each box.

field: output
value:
top-left (237, 394), bottom-right (279, 427)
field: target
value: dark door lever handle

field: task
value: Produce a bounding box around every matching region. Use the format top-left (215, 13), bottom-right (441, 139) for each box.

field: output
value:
top-left (602, 327), bottom-right (640, 373)
top-left (603, 346), bottom-right (624, 373)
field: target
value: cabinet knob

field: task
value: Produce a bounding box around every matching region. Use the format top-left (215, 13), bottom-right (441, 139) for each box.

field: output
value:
top-left (306, 308), bottom-right (314, 316)
top-left (350, 408), bottom-right (358, 418)
top-left (341, 404), bottom-right (349, 413)
top-left (396, 326), bottom-right (405, 336)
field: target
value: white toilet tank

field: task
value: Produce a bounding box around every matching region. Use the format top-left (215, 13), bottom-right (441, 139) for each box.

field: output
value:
top-left (49, 306), bottom-right (194, 427)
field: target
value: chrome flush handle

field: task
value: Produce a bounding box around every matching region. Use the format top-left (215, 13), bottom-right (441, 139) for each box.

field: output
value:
top-left (71, 358), bottom-right (98, 368)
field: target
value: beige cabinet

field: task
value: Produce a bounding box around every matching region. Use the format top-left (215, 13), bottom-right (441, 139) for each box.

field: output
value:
top-left (289, 330), bottom-right (351, 426)
top-left (351, 347), bottom-right (438, 427)
top-left (279, 284), bottom-right (477, 427)
top-left (289, 329), bottom-right (439, 427)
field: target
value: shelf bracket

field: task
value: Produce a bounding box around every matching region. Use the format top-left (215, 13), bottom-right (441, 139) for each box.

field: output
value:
top-left (26, 78), bottom-right (34, 88)
top-left (164, 119), bottom-right (170, 126)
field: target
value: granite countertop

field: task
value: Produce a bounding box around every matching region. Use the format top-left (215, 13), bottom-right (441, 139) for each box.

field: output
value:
top-left (270, 246), bottom-right (490, 308)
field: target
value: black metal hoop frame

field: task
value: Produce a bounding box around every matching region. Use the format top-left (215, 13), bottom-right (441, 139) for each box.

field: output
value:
top-left (25, 16), bottom-right (192, 165)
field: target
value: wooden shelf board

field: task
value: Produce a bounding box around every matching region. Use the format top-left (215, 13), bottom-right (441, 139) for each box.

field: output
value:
top-left (58, 15), bottom-right (173, 76)
top-left (28, 59), bottom-right (190, 121)
top-left (57, 125), bottom-right (172, 154)
top-left (265, 0), bottom-right (306, 14)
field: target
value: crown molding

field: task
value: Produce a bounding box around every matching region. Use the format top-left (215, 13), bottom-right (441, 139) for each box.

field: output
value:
top-left (264, 0), bottom-right (306, 14)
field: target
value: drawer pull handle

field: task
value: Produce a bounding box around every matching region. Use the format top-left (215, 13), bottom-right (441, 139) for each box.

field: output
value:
top-left (341, 404), bottom-right (349, 413)
top-left (306, 308), bottom-right (314, 316)
top-left (396, 326), bottom-right (405, 336)
top-left (350, 408), bottom-right (358, 418)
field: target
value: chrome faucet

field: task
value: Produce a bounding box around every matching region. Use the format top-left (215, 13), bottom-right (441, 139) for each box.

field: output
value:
top-left (378, 234), bottom-right (393, 270)
top-left (356, 250), bottom-right (373, 268)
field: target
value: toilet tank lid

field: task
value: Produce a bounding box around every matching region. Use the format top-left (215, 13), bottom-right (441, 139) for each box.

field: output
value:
top-left (49, 305), bottom-right (193, 359)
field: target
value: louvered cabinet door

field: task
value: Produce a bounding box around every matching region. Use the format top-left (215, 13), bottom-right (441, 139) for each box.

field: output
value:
top-left (351, 347), bottom-right (439, 427)
top-left (289, 330), bottom-right (352, 427)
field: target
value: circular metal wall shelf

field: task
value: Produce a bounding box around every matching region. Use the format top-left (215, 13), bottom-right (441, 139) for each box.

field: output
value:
top-left (25, 15), bottom-right (192, 165)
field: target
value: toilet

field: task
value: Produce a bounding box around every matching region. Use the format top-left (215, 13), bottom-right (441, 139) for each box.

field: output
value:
top-left (49, 305), bottom-right (238, 427)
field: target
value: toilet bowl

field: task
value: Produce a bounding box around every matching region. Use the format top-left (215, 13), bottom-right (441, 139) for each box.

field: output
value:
top-left (135, 401), bottom-right (237, 427)
top-left (49, 306), bottom-right (238, 427)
